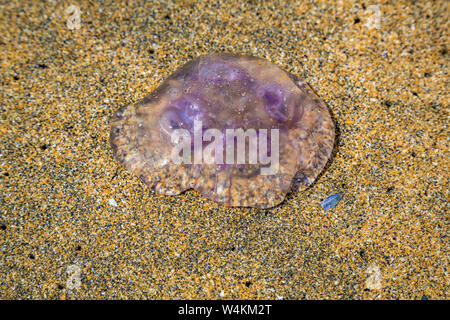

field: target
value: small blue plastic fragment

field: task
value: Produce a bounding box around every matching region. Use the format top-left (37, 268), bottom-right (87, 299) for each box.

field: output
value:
top-left (321, 193), bottom-right (342, 211)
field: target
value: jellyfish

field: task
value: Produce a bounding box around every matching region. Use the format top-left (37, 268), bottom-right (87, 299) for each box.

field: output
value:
top-left (110, 53), bottom-right (335, 208)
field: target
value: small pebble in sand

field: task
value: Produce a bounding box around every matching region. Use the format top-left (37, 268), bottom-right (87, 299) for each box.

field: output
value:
top-left (365, 264), bottom-right (382, 290)
top-left (66, 264), bottom-right (81, 290)
top-left (108, 198), bottom-right (118, 207)
top-left (321, 193), bottom-right (342, 211)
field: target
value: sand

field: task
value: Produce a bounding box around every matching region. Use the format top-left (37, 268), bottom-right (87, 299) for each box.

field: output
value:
top-left (0, 0), bottom-right (448, 299)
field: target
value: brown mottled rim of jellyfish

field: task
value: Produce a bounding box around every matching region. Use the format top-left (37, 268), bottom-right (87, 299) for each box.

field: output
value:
top-left (110, 53), bottom-right (335, 208)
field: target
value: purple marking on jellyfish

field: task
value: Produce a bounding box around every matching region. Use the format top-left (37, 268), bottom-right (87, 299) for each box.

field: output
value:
top-left (159, 107), bottom-right (185, 135)
top-left (199, 61), bottom-right (252, 86)
top-left (167, 94), bottom-right (214, 131)
top-left (258, 83), bottom-right (292, 122)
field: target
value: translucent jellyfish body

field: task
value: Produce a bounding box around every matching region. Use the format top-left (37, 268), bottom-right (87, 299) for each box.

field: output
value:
top-left (110, 54), bottom-right (335, 208)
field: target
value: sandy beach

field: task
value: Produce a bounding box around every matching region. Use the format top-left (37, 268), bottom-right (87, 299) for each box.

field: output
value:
top-left (0, 0), bottom-right (448, 299)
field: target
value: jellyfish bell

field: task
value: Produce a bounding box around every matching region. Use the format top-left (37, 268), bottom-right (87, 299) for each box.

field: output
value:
top-left (110, 53), bottom-right (335, 208)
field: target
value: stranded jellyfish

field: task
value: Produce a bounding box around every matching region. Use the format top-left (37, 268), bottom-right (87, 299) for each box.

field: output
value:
top-left (110, 53), bottom-right (335, 208)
